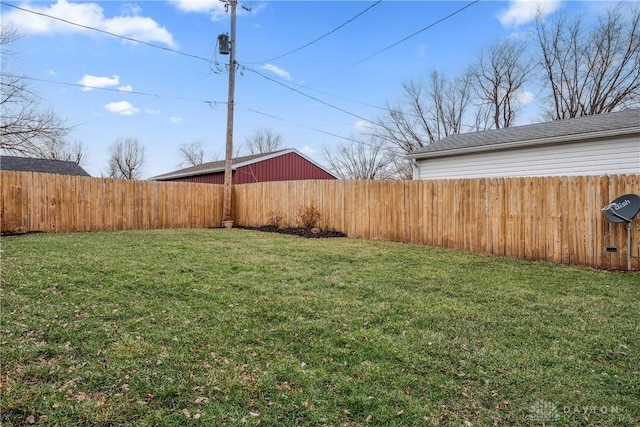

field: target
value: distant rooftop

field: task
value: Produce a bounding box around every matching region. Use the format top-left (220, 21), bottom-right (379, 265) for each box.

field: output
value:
top-left (151, 150), bottom-right (289, 180)
top-left (149, 148), bottom-right (338, 181)
top-left (1, 156), bottom-right (91, 177)
top-left (408, 109), bottom-right (640, 158)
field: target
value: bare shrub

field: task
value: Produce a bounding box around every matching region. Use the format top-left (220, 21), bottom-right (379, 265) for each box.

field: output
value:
top-left (267, 210), bottom-right (284, 228)
top-left (296, 205), bottom-right (321, 229)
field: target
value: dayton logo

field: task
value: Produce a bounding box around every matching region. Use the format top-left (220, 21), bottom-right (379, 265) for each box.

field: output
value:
top-left (528, 400), bottom-right (559, 426)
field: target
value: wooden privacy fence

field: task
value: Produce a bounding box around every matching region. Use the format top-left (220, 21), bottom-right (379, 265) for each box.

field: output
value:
top-left (1, 171), bottom-right (638, 270)
top-left (233, 175), bottom-right (640, 270)
top-left (1, 171), bottom-right (223, 232)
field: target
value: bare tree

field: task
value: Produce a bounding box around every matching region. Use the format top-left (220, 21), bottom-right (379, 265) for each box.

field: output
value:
top-left (386, 146), bottom-right (414, 180)
top-left (106, 137), bottom-right (145, 180)
top-left (39, 139), bottom-right (88, 165)
top-left (0, 23), bottom-right (20, 61)
top-left (63, 140), bottom-right (88, 165)
top-left (374, 71), bottom-right (473, 154)
top-left (469, 39), bottom-right (533, 129)
top-left (245, 127), bottom-right (283, 154)
top-left (178, 140), bottom-right (206, 167)
top-left (322, 136), bottom-right (397, 180)
top-left (1, 25), bottom-right (78, 161)
top-left (535, 4), bottom-right (640, 119)
top-left (431, 70), bottom-right (474, 135)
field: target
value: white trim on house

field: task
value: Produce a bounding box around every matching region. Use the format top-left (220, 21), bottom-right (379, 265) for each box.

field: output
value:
top-left (413, 135), bottom-right (639, 179)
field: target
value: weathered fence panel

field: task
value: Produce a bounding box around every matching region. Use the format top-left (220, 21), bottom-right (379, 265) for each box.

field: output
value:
top-left (1, 171), bottom-right (223, 232)
top-left (232, 175), bottom-right (640, 270)
top-left (2, 171), bottom-right (638, 270)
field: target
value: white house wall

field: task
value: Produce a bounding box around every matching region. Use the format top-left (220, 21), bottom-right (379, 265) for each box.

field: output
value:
top-left (414, 135), bottom-right (640, 179)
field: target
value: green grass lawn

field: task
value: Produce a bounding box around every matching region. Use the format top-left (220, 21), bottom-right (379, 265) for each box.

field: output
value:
top-left (1, 229), bottom-right (638, 426)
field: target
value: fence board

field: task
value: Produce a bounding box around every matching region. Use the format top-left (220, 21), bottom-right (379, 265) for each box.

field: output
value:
top-left (2, 171), bottom-right (638, 270)
top-left (0, 172), bottom-right (223, 232)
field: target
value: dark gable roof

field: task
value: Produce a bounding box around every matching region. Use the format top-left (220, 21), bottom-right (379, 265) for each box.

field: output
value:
top-left (150, 148), bottom-right (333, 181)
top-left (1, 156), bottom-right (91, 177)
top-left (151, 150), bottom-right (285, 180)
top-left (407, 109), bottom-right (640, 159)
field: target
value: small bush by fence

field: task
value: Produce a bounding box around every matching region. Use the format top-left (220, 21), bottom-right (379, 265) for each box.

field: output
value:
top-left (1, 171), bottom-right (638, 270)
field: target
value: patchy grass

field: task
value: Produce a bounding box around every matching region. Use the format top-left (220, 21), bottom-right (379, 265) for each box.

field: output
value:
top-left (1, 229), bottom-right (638, 426)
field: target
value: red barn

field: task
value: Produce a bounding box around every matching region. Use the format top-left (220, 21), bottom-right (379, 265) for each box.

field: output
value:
top-left (150, 149), bottom-right (337, 184)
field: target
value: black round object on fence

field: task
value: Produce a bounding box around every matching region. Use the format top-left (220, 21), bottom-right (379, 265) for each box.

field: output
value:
top-left (602, 193), bottom-right (640, 223)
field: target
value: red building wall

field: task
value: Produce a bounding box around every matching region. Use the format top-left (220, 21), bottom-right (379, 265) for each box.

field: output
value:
top-left (234, 152), bottom-right (335, 184)
top-left (167, 152), bottom-right (336, 184)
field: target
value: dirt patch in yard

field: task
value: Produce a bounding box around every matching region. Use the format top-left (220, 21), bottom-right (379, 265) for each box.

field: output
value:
top-left (238, 225), bottom-right (347, 238)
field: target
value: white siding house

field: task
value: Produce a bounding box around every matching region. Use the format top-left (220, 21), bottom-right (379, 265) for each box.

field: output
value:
top-left (407, 109), bottom-right (640, 179)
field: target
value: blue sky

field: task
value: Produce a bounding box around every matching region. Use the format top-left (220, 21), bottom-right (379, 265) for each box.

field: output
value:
top-left (1, 0), bottom-right (617, 178)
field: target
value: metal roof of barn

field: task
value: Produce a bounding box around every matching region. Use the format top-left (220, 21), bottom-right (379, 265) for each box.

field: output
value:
top-left (150, 148), bottom-right (334, 181)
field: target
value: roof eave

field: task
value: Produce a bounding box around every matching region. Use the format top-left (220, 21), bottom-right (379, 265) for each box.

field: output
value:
top-left (406, 127), bottom-right (640, 160)
top-left (150, 148), bottom-right (337, 181)
top-left (149, 151), bottom-right (295, 181)
top-left (150, 166), bottom-right (229, 181)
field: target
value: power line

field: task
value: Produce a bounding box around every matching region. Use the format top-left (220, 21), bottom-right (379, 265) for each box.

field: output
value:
top-left (241, 106), bottom-right (358, 143)
top-left (0, 1), bottom-right (210, 63)
top-left (10, 72), bottom-right (225, 131)
top-left (240, 1), bottom-right (480, 123)
top-left (243, 65), bottom-right (378, 126)
top-left (350, 0), bottom-right (479, 69)
top-left (241, 66), bottom-right (432, 125)
top-left (241, 105), bottom-right (400, 149)
top-left (302, 85), bottom-right (391, 113)
top-left (304, 0), bottom-right (480, 85)
top-left (242, 0), bottom-right (382, 65)
top-left (10, 74), bottom-right (225, 105)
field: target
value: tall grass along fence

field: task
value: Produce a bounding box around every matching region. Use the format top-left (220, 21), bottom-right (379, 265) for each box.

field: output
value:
top-left (1, 171), bottom-right (638, 270)
top-left (1, 171), bottom-right (223, 232)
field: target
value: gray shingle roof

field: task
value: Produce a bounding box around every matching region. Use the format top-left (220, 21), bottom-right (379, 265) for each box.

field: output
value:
top-left (407, 109), bottom-right (640, 159)
top-left (151, 150), bottom-right (287, 180)
top-left (1, 156), bottom-right (91, 176)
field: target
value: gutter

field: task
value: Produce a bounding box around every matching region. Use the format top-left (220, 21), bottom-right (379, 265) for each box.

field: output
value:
top-left (405, 127), bottom-right (640, 160)
top-left (151, 165), bottom-right (235, 181)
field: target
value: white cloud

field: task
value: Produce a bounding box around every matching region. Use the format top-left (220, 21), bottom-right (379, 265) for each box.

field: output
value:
top-left (517, 90), bottom-right (535, 105)
top-left (169, 0), bottom-right (264, 20)
top-left (169, 0), bottom-right (227, 20)
top-left (46, 69), bottom-right (57, 76)
top-left (416, 43), bottom-right (429, 58)
top-left (78, 74), bottom-right (120, 91)
top-left (120, 3), bottom-right (142, 16)
top-left (353, 120), bottom-right (374, 133)
top-left (102, 16), bottom-right (175, 47)
top-left (498, 0), bottom-right (561, 27)
top-left (118, 85), bottom-right (133, 92)
top-left (300, 145), bottom-right (316, 156)
top-left (3, 0), bottom-right (176, 47)
top-left (145, 108), bottom-right (161, 115)
top-left (260, 64), bottom-right (291, 81)
top-left (105, 101), bottom-right (139, 115)
top-left (169, 116), bottom-right (183, 124)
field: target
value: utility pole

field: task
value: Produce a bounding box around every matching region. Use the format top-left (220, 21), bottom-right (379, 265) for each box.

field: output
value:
top-left (221, 0), bottom-right (237, 228)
